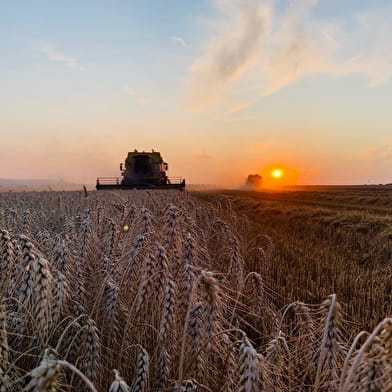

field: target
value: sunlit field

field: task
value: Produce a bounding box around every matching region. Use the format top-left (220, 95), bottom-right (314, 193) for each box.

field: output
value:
top-left (0, 188), bottom-right (391, 391)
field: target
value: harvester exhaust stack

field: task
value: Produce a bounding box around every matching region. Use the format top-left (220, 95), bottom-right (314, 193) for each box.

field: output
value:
top-left (96, 150), bottom-right (185, 190)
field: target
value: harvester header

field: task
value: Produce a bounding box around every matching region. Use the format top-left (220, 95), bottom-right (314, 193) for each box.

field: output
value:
top-left (96, 150), bottom-right (185, 190)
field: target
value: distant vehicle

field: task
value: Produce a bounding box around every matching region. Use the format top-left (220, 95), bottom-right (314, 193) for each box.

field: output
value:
top-left (96, 150), bottom-right (185, 190)
top-left (245, 174), bottom-right (263, 189)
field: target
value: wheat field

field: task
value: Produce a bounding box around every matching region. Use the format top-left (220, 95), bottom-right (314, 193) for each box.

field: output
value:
top-left (0, 189), bottom-right (391, 391)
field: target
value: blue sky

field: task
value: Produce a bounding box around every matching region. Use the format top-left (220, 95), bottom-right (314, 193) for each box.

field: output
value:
top-left (1, 0), bottom-right (392, 185)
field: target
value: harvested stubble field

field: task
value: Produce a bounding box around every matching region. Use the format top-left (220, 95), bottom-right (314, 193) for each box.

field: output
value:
top-left (194, 187), bottom-right (392, 331)
top-left (0, 188), bottom-right (391, 391)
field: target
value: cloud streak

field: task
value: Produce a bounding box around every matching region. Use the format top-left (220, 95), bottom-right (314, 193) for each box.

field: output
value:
top-left (196, 149), bottom-right (213, 159)
top-left (123, 85), bottom-right (136, 96)
top-left (37, 42), bottom-right (83, 69)
top-left (366, 145), bottom-right (392, 162)
top-left (171, 36), bottom-right (189, 47)
top-left (186, 0), bottom-right (392, 112)
top-left (187, 0), bottom-right (270, 108)
top-left (122, 85), bottom-right (152, 104)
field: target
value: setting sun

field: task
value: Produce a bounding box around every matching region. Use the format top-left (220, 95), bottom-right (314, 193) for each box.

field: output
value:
top-left (271, 169), bottom-right (283, 178)
top-left (260, 163), bottom-right (300, 188)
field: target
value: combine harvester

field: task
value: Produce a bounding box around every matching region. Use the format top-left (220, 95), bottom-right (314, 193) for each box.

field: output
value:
top-left (96, 150), bottom-right (185, 190)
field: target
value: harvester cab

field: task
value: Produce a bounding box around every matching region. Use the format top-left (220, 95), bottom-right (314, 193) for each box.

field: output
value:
top-left (96, 150), bottom-right (185, 190)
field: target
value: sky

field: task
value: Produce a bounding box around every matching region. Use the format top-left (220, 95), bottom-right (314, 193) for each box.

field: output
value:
top-left (1, 0), bottom-right (392, 186)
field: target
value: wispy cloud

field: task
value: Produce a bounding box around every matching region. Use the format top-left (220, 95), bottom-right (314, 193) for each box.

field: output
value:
top-left (137, 97), bottom-right (153, 104)
top-left (186, 0), bottom-right (392, 112)
top-left (171, 36), bottom-right (188, 47)
top-left (122, 85), bottom-right (152, 104)
top-left (186, 0), bottom-right (270, 108)
top-left (243, 141), bottom-right (271, 153)
top-left (366, 145), bottom-right (392, 162)
top-left (195, 149), bottom-right (213, 159)
top-left (123, 85), bottom-right (136, 96)
top-left (36, 42), bottom-right (83, 69)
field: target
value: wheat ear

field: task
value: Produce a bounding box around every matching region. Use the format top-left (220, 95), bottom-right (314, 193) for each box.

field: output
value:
top-left (110, 369), bottom-right (131, 392)
top-left (238, 337), bottom-right (261, 392)
top-left (132, 346), bottom-right (149, 392)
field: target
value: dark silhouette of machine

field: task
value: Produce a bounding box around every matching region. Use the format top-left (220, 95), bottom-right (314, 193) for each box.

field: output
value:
top-left (245, 174), bottom-right (263, 189)
top-left (96, 150), bottom-right (185, 190)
